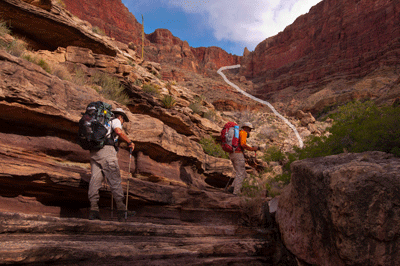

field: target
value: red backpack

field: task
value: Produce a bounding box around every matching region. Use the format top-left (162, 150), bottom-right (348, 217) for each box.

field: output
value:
top-left (221, 122), bottom-right (240, 153)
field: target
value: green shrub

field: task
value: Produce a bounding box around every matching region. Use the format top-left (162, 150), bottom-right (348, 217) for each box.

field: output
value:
top-left (203, 110), bottom-right (217, 121)
top-left (133, 79), bottom-right (142, 86)
top-left (37, 59), bottom-right (51, 73)
top-left (0, 21), bottom-right (11, 36)
top-left (262, 145), bottom-right (285, 163)
top-left (189, 102), bottom-right (202, 114)
top-left (55, 0), bottom-right (66, 7)
top-left (22, 55), bottom-right (51, 73)
top-left (241, 174), bottom-right (263, 198)
top-left (71, 68), bottom-right (88, 86)
top-left (167, 80), bottom-right (177, 86)
top-left (0, 21), bottom-right (26, 57)
top-left (22, 54), bottom-right (35, 62)
top-left (92, 26), bottom-right (106, 36)
top-left (296, 101), bottom-right (400, 159)
top-left (277, 100), bottom-right (400, 188)
top-left (51, 64), bottom-right (72, 80)
top-left (91, 72), bottom-right (130, 105)
top-left (199, 136), bottom-right (229, 159)
top-left (161, 95), bottom-right (176, 109)
top-left (5, 39), bottom-right (26, 57)
top-left (127, 59), bottom-right (135, 66)
top-left (142, 83), bottom-right (160, 97)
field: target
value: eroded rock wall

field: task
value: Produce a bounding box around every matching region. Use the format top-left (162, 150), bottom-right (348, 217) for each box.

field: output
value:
top-left (240, 0), bottom-right (400, 114)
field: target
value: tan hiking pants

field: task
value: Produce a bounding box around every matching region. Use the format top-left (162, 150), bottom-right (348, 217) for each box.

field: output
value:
top-left (89, 145), bottom-right (125, 211)
top-left (229, 152), bottom-right (246, 195)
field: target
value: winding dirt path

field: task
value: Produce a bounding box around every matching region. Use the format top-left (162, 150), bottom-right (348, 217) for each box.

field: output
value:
top-left (217, 65), bottom-right (304, 148)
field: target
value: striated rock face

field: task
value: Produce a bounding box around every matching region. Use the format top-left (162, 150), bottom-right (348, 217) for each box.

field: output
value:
top-left (0, 0), bottom-right (121, 55)
top-left (276, 151), bottom-right (400, 265)
top-left (0, 210), bottom-right (297, 265)
top-left (62, 0), bottom-right (143, 45)
top-left (240, 0), bottom-right (400, 114)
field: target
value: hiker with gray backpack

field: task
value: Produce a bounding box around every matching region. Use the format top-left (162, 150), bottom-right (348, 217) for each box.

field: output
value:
top-left (78, 102), bottom-right (135, 222)
top-left (221, 121), bottom-right (259, 195)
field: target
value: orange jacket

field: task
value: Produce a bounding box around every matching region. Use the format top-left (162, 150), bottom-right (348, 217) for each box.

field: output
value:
top-left (235, 130), bottom-right (257, 152)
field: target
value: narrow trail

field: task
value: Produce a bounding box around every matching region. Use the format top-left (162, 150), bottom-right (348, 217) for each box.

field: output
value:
top-left (217, 65), bottom-right (304, 148)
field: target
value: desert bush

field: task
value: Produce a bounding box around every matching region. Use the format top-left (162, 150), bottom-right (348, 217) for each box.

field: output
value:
top-left (133, 79), bottom-right (142, 86)
top-left (0, 22), bottom-right (26, 57)
top-left (92, 26), bottom-right (106, 36)
top-left (71, 68), bottom-right (88, 86)
top-left (189, 95), bottom-right (206, 115)
top-left (127, 59), bottom-right (135, 66)
top-left (295, 100), bottom-right (400, 160)
top-left (37, 59), bottom-right (51, 73)
top-left (142, 83), bottom-right (160, 97)
top-left (189, 102), bottom-right (202, 114)
top-left (161, 95), bottom-right (176, 109)
top-left (22, 55), bottom-right (52, 73)
top-left (167, 80), bottom-right (177, 86)
top-left (274, 100), bottom-right (400, 193)
top-left (203, 109), bottom-right (217, 121)
top-left (5, 39), bottom-right (26, 57)
top-left (55, 0), bottom-right (66, 8)
top-left (241, 174), bottom-right (263, 198)
top-left (0, 21), bottom-right (11, 36)
top-left (51, 63), bottom-right (72, 80)
top-left (199, 135), bottom-right (229, 159)
top-left (262, 145), bottom-right (286, 163)
top-left (91, 72), bottom-right (130, 105)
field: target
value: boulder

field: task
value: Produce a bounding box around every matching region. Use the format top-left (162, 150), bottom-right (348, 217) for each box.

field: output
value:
top-left (276, 151), bottom-right (400, 265)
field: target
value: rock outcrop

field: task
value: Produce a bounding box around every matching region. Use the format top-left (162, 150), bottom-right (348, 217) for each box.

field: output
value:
top-left (240, 0), bottom-right (400, 114)
top-left (0, 0), bottom-right (121, 55)
top-left (276, 151), bottom-right (400, 265)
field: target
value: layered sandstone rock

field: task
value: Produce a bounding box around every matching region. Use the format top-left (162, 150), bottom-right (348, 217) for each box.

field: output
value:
top-left (62, 0), bottom-right (143, 45)
top-left (276, 151), bottom-right (400, 265)
top-left (0, 0), bottom-right (119, 55)
top-left (0, 49), bottom-right (232, 207)
top-left (0, 211), bottom-right (296, 265)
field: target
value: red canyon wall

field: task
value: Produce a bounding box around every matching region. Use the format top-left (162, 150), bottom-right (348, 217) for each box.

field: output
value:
top-left (240, 0), bottom-right (400, 95)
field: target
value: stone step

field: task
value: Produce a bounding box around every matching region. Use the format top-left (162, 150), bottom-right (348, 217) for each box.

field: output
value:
top-left (0, 212), bottom-right (272, 265)
top-left (0, 234), bottom-right (269, 265)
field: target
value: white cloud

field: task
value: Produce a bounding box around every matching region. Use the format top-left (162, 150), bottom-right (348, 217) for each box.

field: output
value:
top-left (166, 0), bottom-right (323, 51)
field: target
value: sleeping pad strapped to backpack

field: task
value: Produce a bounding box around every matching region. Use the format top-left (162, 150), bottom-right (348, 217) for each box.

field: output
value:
top-left (221, 122), bottom-right (240, 153)
top-left (78, 101), bottom-right (114, 150)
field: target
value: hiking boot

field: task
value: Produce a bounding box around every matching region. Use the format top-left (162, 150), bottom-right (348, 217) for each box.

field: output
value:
top-left (88, 210), bottom-right (101, 220)
top-left (117, 210), bottom-right (136, 222)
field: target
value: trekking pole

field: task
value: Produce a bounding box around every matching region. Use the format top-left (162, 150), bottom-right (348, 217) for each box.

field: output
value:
top-left (224, 176), bottom-right (234, 190)
top-left (125, 148), bottom-right (132, 220)
top-left (111, 193), bottom-right (114, 219)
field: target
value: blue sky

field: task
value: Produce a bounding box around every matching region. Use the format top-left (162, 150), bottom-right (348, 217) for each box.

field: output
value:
top-left (121, 0), bottom-right (323, 56)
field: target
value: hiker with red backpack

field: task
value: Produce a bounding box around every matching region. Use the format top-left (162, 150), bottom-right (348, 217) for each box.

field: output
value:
top-left (78, 103), bottom-right (135, 221)
top-left (221, 122), bottom-right (259, 195)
